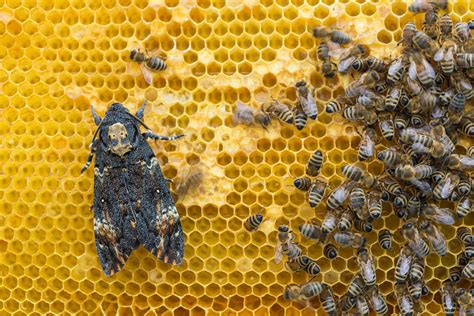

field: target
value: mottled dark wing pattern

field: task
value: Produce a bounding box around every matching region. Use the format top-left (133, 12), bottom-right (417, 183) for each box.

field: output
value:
top-left (93, 165), bottom-right (138, 276)
top-left (137, 155), bottom-right (184, 265)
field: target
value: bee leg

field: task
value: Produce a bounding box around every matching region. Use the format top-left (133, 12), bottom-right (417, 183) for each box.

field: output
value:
top-left (136, 100), bottom-right (148, 120)
top-left (143, 132), bottom-right (185, 141)
top-left (81, 139), bottom-right (98, 174)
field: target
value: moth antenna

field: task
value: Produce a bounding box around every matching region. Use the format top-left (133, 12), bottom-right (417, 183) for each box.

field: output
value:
top-left (91, 105), bottom-right (102, 126)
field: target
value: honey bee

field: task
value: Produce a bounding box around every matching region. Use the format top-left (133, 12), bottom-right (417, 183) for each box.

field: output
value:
top-left (408, 280), bottom-right (424, 300)
top-left (438, 13), bottom-right (453, 39)
top-left (395, 283), bottom-right (414, 315)
top-left (422, 203), bottom-right (455, 225)
top-left (295, 81), bottom-right (317, 120)
top-left (325, 95), bottom-right (353, 113)
top-left (356, 295), bottom-right (370, 315)
top-left (457, 176), bottom-right (472, 196)
top-left (358, 127), bottom-right (377, 161)
top-left (348, 274), bottom-right (366, 297)
top-left (307, 180), bottom-right (328, 208)
top-left (340, 294), bottom-right (357, 313)
top-left (396, 245), bottom-right (414, 282)
top-left (299, 223), bottom-right (324, 241)
top-left (413, 30), bottom-right (440, 56)
top-left (377, 148), bottom-right (402, 167)
top-left (323, 243), bottom-right (338, 260)
top-left (312, 27), bottom-right (351, 45)
top-left (322, 210), bottom-right (338, 235)
top-left (401, 22), bottom-right (417, 46)
top-left (284, 258), bottom-right (301, 273)
top-left (342, 105), bottom-right (368, 121)
top-left (175, 168), bottom-right (204, 198)
top-left (451, 71), bottom-right (474, 100)
top-left (326, 181), bottom-right (354, 210)
top-left (456, 52), bottom-right (474, 69)
top-left (130, 48), bottom-right (167, 84)
top-left (354, 218), bottom-right (372, 233)
top-left (345, 70), bottom-right (380, 97)
top-left (330, 30), bottom-right (352, 45)
top-left (378, 229), bottom-right (392, 250)
top-left (395, 164), bottom-right (434, 181)
top-left (306, 150), bottom-right (324, 176)
top-left (464, 241), bottom-right (474, 259)
top-left (351, 58), bottom-right (369, 73)
top-left (408, 50), bottom-right (435, 87)
top-left (408, 0), bottom-right (447, 12)
top-left (300, 282), bottom-right (324, 299)
top-left (434, 39), bottom-right (457, 75)
top-left (458, 196), bottom-right (473, 218)
top-left (322, 59), bottom-right (338, 78)
top-left (455, 22), bottom-right (471, 45)
top-left (459, 252), bottom-right (469, 267)
top-left (447, 92), bottom-right (466, 114)
top-left (462, 260), bottom-right (474, 278)
top-left (293, 103), bottom-right (308, 131)
top-left (449, 266), bottom-right (463, 283)
top-left (407, 195), bottom-right (421, 218)
top-left (367, 190), bottom-right (382, 219)
top-left (448, 154), bottom-right (474, 171)
top-left (357, 248), bottom-right (376, 286)
top-left (456, 288), bottom-right (474, 314)
top-left (275, 225), bottom-right (294, 263)
top-left (233, 101), bottom-right (271, 128)
top-left (441, 282), bottom-right (457, 315)
top-left (410, 256), bottom-right (425, 282)
top-left (333, 231), bottom-right (367, 249)
top-left (283, 284), bottom-right (302, 301)
top-left (458, 227), bottom-right (474, 245)
top-left (385, 85), bottom-right (403, 111)
top-left (379, 113), bottom-right (395, 141)
top-left (337, 44), bottom-right (371, 73)
top-left (320, 285), bottom-right (337, 315)
top-left (341, 164), bottom-right (364, 182)
top-left (423, 9), bottom-right (439, 39)
top-left (402, 222), bottom-right (430, 257)
top-left (244, 214), bottom-right (265, 232)
top-left (265, 100), bottom-right (294, 124)
top-left (459, 118), bottom-right (474, 136)
top-left (350, 187), bottom-right (367, 217)
top-left (368, 286), bottom-right (388, 315)
top-left (419, 220), bottom-right (447, 256)
top-left (295, 255), bottom-right (321, 276)
top-left (339, 209), bottom-right (355, 231)
top-left (293, 177), bottom-right (312, 191)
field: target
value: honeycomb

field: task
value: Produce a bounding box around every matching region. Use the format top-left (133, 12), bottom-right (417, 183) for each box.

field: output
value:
top-left (0, 0), bottom-right (473, 314)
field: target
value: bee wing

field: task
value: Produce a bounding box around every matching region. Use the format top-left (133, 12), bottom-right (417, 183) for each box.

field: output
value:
top-left (459, 156), bottom-right (474, 169)
top-left (327, 46), bottom-right (346, 58)
top-left (444, 48), bottom-right (454, 62)
top-left (459, 79), bottom-right (473, 90)
top-left (408, 60), bottom-right (417, 81)
top-left (433, 48), bottom-right (444, 62)
top-left (140, 64), bottom-right (153, 85)
top-left (363, 134), bottom-right (375, 156)
top-left (338, 56), bottom-right (357, 73)
top-left (388, 58), bottom-right (403, 76)
top-left (274, 241), bottom-right (284, 263)
top-left (439, 177), bottom-right (455, 199)
top-left (421, 58), bottom-right (435, 79)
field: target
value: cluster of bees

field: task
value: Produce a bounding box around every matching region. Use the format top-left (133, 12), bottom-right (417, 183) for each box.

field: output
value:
top-left (129, 48), bottom-right (167, 84)
top-left (245, 0), bottom-right (474, 314)
top-left (232, 80), bottom-right (318, 131)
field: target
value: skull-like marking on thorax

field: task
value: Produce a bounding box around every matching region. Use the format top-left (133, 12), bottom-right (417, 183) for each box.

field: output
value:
top-left (108, 123), bottom-right (132, 156)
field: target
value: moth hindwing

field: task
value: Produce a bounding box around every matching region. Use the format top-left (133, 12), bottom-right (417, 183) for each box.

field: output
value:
top-left (82, 101), bottom-right (185, 276)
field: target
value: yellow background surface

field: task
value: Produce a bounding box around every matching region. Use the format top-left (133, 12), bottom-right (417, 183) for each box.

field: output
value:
top-left (0, 0), bottom-right (473, 315)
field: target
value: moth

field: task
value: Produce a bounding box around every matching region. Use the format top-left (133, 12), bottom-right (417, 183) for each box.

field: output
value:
top-left (81, 101), bottom-right (185, 276)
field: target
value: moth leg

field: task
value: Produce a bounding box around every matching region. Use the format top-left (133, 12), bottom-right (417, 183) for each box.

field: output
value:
top-left (143, 132), bottom-right (185, 141)
top-left (136, 100), bottom-right (148, 120)
top-left (81, 139), bottom-right (98, 174)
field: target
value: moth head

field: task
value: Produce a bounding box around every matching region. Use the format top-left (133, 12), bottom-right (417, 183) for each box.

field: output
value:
top-left (107, 122), bottom-right (133, 157)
